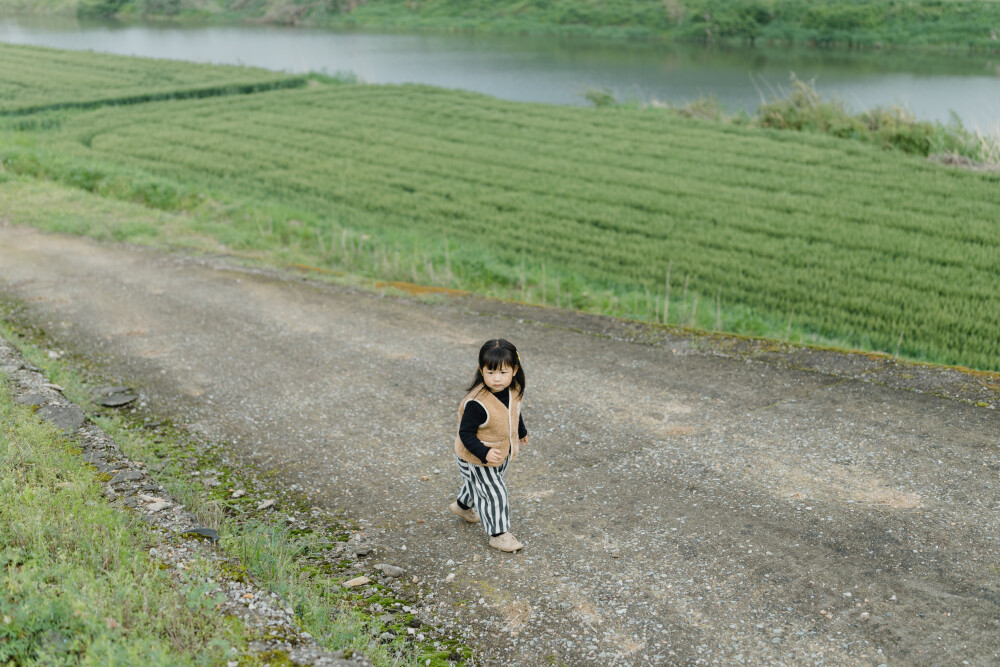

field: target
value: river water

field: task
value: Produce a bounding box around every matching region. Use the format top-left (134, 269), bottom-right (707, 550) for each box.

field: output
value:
top-left (2, 16), bottom-right (999, 131)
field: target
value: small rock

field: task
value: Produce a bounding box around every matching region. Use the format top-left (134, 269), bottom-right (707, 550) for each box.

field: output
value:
top-left (200, 477), bottom-right (220, 488)
top-left (183, 527), bottom-right (219, 542)
top-left (379, 632), bottom-right (395, 642)
top-left (14, 393), bottom-right (47, 406)
top-left (37, 405), bottom-right (86, 434)
top-left (100, 393), bottom-right (138, 408)
top-left (376, 564), bottom-right (404, 578)
top-left (343, 576), bottom-right (371, 588)
top-left (445, 573), bottom-right (455, 583)
top-left (146, 501), bottom-right (171, 513)
top-left (231, 489), bottom-right (246, 498)
top-left (257, 499), bottom-right (276, 511)
top-left (420, 475), bottom-right (429, 481)
top-left (861, 612), bottom-right (870, 620)
top-left (110, 470), bottom-right (144, 485)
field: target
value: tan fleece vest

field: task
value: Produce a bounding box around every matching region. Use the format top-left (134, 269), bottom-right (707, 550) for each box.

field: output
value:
top-left (454, 384), bottom-right (521, 467)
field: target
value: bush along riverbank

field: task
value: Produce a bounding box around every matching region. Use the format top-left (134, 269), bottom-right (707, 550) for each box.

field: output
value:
top-left (586, 74), bottom-right (1000, 166)
top-left (0, 308), bottom-right (475, 666)
top-left (8, 0), bottom-right (1000, 52)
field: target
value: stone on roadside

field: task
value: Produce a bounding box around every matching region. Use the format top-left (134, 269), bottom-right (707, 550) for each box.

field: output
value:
top-left (182, 527), bottom-right (219, 542)
top-left (100, 392), bottom-right (138, 408)
top-left (90, 384), bottom-right (138, 408)
top-left (376, 563), bottom-right (404, 578)
top-left (231, 489), bottom-right (246, 498)
top-left (37, 405), bottom-right (86, 434)
top-left (257, 499), bottom-right (276, 510)
top-left (343, 576), bottom-right (371, 588)
top-left (110, 470), bottom-right (144, 485)
top-left (14, 393), bottom-right (47, 406)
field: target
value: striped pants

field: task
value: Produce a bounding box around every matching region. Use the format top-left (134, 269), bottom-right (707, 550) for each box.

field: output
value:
top-left (456, 455), bottom-right (510, 536)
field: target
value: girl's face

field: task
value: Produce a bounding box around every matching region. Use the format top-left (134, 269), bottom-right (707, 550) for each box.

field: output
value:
top-left (481, 364), bottom-right (516, 392)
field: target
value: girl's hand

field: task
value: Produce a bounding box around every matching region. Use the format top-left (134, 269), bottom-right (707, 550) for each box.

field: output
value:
top-left (485, 448), bottom-right (505, 464)
top-left (519, 435), bottom-right (529, 446)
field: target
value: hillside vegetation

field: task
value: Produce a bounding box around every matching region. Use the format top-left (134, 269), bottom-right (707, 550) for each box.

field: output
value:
top-left (3, 0), bottom-right (1000, 51)
top-left (1, 44), bottom-right (997, 370)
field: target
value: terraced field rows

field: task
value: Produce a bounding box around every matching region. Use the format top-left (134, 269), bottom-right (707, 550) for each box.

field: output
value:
top-left (27, 84), bottom-right (1000, 369)
top-left (0, 43), bottom-right (304, 114)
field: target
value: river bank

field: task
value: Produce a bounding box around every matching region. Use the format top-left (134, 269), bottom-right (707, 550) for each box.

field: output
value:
top-left (5, 0), bottom-right (1000, 52)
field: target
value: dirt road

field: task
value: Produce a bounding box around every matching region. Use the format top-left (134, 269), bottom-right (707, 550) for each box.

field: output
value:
top-left (1, 226), bottom-right (998, 666)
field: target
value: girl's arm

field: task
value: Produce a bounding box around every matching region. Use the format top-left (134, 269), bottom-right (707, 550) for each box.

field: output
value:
top-left (518, 413), bottom-right (527, 440)
top-left (458, 402), bottom-right (491, 464)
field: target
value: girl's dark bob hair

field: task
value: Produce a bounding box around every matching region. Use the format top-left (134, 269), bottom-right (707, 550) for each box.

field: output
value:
top-left (467, 339), bottom-right (525, 396)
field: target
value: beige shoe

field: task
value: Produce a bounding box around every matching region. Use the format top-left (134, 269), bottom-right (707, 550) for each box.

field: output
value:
top-left (449, 501), bottom-right (480, 523)
top-left (488, 532), bottom-right (524, 552)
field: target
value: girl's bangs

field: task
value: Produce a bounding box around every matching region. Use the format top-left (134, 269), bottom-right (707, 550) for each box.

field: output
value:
top-left (480, 346), bottom-right (516, 370)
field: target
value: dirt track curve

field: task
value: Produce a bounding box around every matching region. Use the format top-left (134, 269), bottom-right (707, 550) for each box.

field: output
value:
top-left (1, 226), bottom-right (999, 666)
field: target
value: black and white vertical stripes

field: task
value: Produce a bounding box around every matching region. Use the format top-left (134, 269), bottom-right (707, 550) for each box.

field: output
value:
top-left (456, 454), bottom-right (511, 536)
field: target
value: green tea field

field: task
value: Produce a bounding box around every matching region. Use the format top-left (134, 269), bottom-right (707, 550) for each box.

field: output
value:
top-left (0, 42), bottom-right (305, 114)
top-left (2, 47), bottom-right (998, 370)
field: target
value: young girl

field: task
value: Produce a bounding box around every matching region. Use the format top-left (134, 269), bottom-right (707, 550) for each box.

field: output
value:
top-left (450, 339), bottom-right (529, 552)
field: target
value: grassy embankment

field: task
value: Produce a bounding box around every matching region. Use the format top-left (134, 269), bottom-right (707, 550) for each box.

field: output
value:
top-left (0, 42), bottom-right (998, 374)
top-left (0, 317), bottom-right (471, 665)
top-left (0, 368), bottom-right (242, 665)
top-left (4, 0), bottom-right (1000, 52)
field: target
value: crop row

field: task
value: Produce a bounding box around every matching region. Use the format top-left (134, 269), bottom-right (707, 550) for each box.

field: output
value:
top-left (0, 43), bottom-right (304, 114)
top-left (34, 84), bottom-right (1000, 368)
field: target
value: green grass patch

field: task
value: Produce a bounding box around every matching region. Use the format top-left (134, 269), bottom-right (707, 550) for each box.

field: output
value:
top-left (0, 371), bottom-right (241, 665)
top-left (4, 79), bottom-right (998, 370)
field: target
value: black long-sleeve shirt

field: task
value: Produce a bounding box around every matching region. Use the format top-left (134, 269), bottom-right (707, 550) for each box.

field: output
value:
top-left (458, 387), bottom-right (527, 464)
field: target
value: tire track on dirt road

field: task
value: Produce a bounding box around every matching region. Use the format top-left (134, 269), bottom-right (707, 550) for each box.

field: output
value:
top-left (2, 226), bottom-right (999, 665)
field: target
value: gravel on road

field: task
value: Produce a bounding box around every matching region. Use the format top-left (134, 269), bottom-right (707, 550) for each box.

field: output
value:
top-left (1, 226), bottom-right (998, 666)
